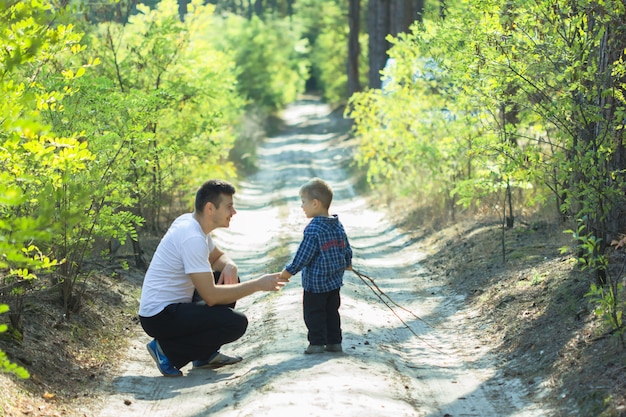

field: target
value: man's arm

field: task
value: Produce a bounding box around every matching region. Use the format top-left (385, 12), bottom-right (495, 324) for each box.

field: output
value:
top-left (209, 246), bottom-right (239, 284)
top-left (190, 271), bottom-right (287, 306)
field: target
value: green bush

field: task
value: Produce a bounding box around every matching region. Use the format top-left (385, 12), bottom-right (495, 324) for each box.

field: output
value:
top-left (0, 305), bottom-right (29, 379)
top-left (207, 13), bottom-right (309, 111)
top-left (309, 3), bottom-right (348, 105)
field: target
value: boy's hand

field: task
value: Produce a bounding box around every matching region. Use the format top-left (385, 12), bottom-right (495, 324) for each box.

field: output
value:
top-left (279, 269), bottom-right (293, 281)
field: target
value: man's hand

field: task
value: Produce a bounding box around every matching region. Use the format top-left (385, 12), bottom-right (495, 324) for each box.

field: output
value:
top-left (210, 248), bottom-right (239, 284)
top-left (219, 263), bottom-right (239, 285)
top-left (257, 273), bottom-right (289, 291)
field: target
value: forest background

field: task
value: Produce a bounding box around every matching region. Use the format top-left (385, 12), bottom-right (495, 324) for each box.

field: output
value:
top-left (1, 0), bottom-right (626, 415)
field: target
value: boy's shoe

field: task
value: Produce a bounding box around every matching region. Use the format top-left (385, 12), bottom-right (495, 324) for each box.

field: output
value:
top-left (304, 344), bottom-right (325, 354)
top-left (193, 352), bottom-right (242, 369)
top-left (325, 344), bottom-right (343, 353)
top-left (146, 339), bottom-right (182, 377)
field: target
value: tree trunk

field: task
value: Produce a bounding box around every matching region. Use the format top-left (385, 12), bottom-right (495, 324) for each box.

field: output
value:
top-left (178, 0), bottom-right (190, 20)
top-left (367, 0), bottom-right (423, 89)
top-left (390, 0), bottom-right (422, 36)
top-left (574, 17), bottom-right (626, 249)
top-left (506, 180), bottom-right (514, 228)
top-left (416, 0), bottom-right (425, 21)
top-left (348, 0), bottom-right (361, 96)
top-left (600, 23), bottom-right (626, 242)
top-left (367, 0), bottom-right (391, 89)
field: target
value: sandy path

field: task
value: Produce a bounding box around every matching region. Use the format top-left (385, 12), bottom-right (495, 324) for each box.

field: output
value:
top-left (97, 96), bottom-right (548, 417)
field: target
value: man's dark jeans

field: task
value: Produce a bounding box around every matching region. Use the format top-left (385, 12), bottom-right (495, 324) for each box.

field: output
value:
top-left (139, 272), bottom-right (245, 369)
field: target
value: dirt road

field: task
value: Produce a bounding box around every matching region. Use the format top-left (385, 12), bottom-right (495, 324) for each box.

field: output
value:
top-left (97, 96), bottom-right (551, 417)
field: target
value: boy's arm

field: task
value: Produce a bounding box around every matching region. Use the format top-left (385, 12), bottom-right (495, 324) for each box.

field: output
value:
top-left (286, 232), bottom-right (318, 275)
top-left (279, 269), bottom-right (293, 280)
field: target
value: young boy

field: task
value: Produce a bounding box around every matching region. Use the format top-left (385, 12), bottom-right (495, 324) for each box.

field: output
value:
top-left (280, 178), bottom-right (353, 354)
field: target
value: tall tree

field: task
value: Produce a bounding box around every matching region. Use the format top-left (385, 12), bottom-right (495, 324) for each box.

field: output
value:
top-left (367, 0), bottom-right (390, 89)
top-left (367, 0), bottom-right (423, 88)
top-left (348, 0), bottom-right (361, 95)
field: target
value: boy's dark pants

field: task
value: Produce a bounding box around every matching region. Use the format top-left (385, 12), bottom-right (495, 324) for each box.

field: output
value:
top-left (303, 288), bottom-right (342, 346)
top-left (139, 272), bottom-right (245, 369)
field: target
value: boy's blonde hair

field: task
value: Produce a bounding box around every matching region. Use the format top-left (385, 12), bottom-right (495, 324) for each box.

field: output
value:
top-left (300, 178), bottom-right (333, 209)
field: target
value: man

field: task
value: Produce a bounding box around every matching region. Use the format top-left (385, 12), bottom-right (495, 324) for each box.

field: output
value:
top-left (138, 179), bottom-right (288, 377)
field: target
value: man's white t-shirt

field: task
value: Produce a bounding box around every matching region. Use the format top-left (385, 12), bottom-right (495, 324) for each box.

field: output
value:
top-left (138, 213), bottom-right (215, 317)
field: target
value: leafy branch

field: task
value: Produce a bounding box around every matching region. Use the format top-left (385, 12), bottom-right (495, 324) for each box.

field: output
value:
top-left (562, 219), bottom-right (625, 347)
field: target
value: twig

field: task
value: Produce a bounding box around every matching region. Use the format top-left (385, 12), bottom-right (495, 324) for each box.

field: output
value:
top-left (351, 268), bottom-right (448, 355)
top-left (353, 269), bottom-right (436, 327)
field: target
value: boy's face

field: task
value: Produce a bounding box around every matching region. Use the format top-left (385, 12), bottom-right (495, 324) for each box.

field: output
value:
top-left (300, 194), bottom-right (319, 218)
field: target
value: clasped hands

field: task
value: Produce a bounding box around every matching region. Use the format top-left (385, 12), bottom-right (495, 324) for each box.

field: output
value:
top-left (258, 271), bottom-right (290, 292)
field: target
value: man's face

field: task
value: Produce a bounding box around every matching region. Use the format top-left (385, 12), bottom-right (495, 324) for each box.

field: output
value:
top-left (213, 194), bottom-right (237, 227)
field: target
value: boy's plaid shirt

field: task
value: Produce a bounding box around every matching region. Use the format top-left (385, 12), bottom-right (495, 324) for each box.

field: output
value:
top-left (285, 215), bottom-right (352, 293)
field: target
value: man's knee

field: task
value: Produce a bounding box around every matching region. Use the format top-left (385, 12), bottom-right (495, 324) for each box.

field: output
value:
top-left (219, 310), bottom-right (247, 343)
top-left (233, 311), bottom-right (249, 335)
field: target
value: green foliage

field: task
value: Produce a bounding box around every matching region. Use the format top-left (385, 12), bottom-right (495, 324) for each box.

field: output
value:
top-left (586, 282), bottom-right (624, 343)
top-left (348, 0), bottom-right (626, 224)
top-left (562, 219), bottom-right (608, 272)
top-left (562, 219), bottom-right (625, 346)
top-left (347, 24), bottom-right (488, 210)
top-left (0, 305), bottom-right (29, 379)
top-left (308, 1), bottom-right (347, 104)
top-left (0, 0), bottom-right (89, 325)
top-left (0, 1), bottom-right (59, 367)
top-left (204, 13), bottom-right (309, 112)
top-left (2, 1), bottom-right (152, 314)
top-left (84, 0), bottom-right (245, 228)
top-left (295, 0), bottom-right (367, 105)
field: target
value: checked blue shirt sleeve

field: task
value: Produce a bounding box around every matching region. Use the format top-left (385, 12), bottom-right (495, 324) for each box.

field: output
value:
top-left (285, 230), bottom-right (319, 276)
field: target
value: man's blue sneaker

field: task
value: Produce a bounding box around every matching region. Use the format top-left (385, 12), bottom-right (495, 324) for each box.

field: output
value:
top-left (146, 339), bottom-right (182, 377)
top-left (192, 352), bottom-right (242, 369)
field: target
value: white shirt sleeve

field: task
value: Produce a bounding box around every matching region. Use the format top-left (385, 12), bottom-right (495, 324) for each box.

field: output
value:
top-left (181, 235), bottom-right (213, 274)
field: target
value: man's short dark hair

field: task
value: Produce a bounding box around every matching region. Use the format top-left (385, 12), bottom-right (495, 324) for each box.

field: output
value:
top-left (195, 179), bottom-right (236, 213)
